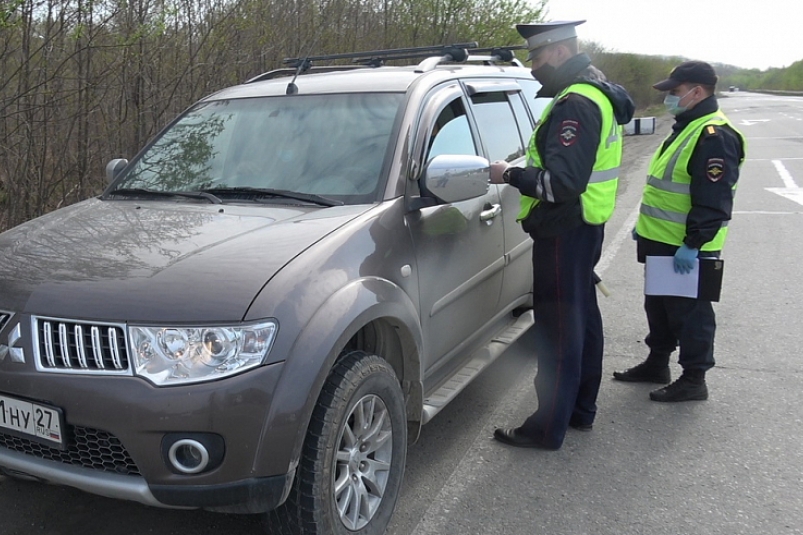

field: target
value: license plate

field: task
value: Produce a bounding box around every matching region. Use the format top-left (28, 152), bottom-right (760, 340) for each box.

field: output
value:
top-left (0, 394), bottom-right (64, 447)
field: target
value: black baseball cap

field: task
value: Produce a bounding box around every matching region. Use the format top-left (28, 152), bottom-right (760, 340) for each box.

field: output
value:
top-left (653, 61), bottom-right (718, 90)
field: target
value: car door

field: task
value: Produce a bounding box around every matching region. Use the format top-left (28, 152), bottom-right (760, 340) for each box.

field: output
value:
top-left (405, 83), bottom-right (505, 375)
top-left (462, 80), bottom-right (534, 312)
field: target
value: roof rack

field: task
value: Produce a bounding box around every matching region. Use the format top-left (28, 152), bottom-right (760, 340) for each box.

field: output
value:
top-left (282, 42), bottom-right (479, 68)
top-left (245, 42), bottom-right (526, 85)
top-left (470, 45), bottom-right (527, 63)
top-left (416, 45), bottom-right (527, 72)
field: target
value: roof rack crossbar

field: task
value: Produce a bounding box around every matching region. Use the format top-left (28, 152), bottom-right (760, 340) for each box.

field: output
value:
top-left (352, 50), bottom-right (470, 65)
top-left (245, 42), bottom-right (524, 84)
top-left (470, 45), bottom-right (526, 53)
top-left (282, 42), bottom-right (479, 66)
top-left (465, 45), bottom-right (527, 65)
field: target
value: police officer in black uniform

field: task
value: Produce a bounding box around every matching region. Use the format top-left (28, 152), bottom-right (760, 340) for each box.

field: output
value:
top-left (613, 61), bottom-right (746, 402)
top-left (489, 20), bottom-right (634, 449)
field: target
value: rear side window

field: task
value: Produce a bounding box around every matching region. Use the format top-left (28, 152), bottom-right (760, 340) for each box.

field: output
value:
top-left (469, 92), bottom-right (525, 162)
top-left (519, 79), bottom-right (551, 123)
top-left (508, 92), bottom-right (535, 150)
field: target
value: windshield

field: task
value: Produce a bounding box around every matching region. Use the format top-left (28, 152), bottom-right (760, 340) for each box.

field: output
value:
top-left (110, 93), bottom-right (403, 204)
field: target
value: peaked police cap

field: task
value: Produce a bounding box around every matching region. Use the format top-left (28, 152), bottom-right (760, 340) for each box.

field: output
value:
top-left (516, 20), bottom-right (585, 61)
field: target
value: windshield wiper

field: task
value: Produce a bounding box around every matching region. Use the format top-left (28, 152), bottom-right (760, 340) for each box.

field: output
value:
top-left (106, 188), bottom-right (223, 204)
top-left (199, 187), bottom-right (344, 207)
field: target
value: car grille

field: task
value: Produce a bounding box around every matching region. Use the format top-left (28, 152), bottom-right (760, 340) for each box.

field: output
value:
top-left (0, 425), bottom-right (141, 476)
top-left (34, 317), bottom-right (130, 374)
top-left (0, 312), bottom-right (10, 332)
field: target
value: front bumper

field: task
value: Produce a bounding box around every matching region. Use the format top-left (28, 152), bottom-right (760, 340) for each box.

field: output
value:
top-left (0, 356), bottom-right (302, 512)
top-left (0, 446), bottom-right (294, 512)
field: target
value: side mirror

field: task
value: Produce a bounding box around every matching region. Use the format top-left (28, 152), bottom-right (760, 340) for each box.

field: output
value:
top-left (420, 154), bottom-right (490, 204)
top-left (105, 158), bottom-right (128, 183)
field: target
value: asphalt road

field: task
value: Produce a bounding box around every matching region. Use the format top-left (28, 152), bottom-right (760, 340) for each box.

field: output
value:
top-left (2, 90), bottom-right (802, 534)
top-left (393, 90), bottom-right (803, 535)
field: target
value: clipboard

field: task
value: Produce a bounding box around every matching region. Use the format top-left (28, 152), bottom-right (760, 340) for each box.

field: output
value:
top-left (644, 256), bottom-right (724, 302)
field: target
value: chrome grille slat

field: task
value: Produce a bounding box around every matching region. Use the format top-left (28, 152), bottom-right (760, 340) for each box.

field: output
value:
top-left (0, 312), bottom-right (10, 331)
top-left (58, 323), bottom-right (72, 368)
top-left (34, 317), bottom-right (130, 374)
top-left (90, 326), bottom-right (104, 369)
top-left (75, 325), bottom-right (88, 368)
top-left (108, 327), bottom-right (122, 369)
top-left (44, 322), bottom-right (56, 367)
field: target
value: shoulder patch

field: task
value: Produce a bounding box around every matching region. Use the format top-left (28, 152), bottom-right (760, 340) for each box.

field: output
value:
top-left (706, 158), bottom-right (725, 182)
top-left (559, 120), bottom-right (579, 147)
top-left (704, 125), bottom-right (718, 137)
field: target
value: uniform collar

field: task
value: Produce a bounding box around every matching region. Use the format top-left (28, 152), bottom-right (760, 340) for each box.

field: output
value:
top-left (536, 53), bottom-right (592, 98)
top-left (672, 95), bottom-right (719, 131)
top-left (555, 53), bottom-right (592, 89)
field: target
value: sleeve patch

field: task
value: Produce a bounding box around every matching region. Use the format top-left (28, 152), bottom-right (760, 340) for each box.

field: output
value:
top-left (706, 158), bottom-right (725, 182)
top-left (559, 120), bottom-right (579, 147)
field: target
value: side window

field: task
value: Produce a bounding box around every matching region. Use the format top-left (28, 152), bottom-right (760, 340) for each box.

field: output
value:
top-left (509, 92), bottom-right (535, 150)
top-left (519, 79), bottom-right (552, 125)
top-left (469, 91), bottom-right (525, 162)
top-left (427, 99), bottom-right (477, 160)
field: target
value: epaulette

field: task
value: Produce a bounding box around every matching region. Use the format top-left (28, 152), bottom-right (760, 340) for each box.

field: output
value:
top-left (703, 124), bottom-right (719, 137)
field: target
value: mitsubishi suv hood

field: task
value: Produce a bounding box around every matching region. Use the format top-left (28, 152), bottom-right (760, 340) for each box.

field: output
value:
top-left (0, 199), bottom-right (371, 322)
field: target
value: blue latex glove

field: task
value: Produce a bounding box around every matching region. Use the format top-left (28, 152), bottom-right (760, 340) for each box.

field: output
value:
top-left (673, 244), bottom-right (699, 274)
top-left (631, 227), bottom-right (638, 241)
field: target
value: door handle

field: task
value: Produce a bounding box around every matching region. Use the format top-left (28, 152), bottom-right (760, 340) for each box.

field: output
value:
top-left (480, 204), bottom-right (502, 221)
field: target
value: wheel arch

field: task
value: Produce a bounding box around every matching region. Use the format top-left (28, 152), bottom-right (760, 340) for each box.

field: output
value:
top-left (254, 277), bottom-right (423, 479)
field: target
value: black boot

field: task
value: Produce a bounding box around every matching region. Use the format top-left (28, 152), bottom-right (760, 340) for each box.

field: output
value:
top-left (612, 355), bottom-right (671, 384)
top-left (649, 370), bottom-right (708, 402)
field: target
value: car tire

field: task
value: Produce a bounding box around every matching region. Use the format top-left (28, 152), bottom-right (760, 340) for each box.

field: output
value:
top-left (265, 350), bottom-right (407, 535)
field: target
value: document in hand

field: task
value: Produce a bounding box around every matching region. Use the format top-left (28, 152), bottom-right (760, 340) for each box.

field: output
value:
top-left (644, 256), bottom-right (724, 302)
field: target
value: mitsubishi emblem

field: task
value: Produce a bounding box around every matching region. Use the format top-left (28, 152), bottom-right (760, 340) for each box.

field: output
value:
top-left (0, 323), bottom-right (25, 363)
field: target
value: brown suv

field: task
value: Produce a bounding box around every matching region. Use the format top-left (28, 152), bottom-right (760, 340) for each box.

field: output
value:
top-left (0, 44), bottom-right (544, 535)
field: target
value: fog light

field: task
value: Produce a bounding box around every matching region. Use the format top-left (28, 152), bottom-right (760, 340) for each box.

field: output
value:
top-left (161, 432), bottom-right (225, 475)
top-left (168, 439), bottom-right (210, 474)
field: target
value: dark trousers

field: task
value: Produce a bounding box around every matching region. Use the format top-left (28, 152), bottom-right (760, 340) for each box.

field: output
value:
top-left (519, 223), bottom-right (604, 449)
top-left (644, 294), bottom-right (716, 372)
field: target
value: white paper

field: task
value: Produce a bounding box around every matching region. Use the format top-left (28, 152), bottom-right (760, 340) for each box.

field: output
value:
top-left (644, 256), bottom-right (699, 298)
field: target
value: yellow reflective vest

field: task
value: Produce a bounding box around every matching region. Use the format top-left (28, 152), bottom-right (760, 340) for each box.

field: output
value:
top-left (636, 112), bottom-right (746, 251)
top-left (518, 83), bottom-right (622, 225)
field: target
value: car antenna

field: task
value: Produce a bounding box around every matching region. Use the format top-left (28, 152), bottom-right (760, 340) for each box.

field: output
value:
top-left (286, 30), bottom-right (323, 95)
top-left (285, 58), bottom-right (311, 95)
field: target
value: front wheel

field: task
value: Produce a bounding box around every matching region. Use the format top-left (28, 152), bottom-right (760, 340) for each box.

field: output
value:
top-left (266, 351), bottom-right (407, 535)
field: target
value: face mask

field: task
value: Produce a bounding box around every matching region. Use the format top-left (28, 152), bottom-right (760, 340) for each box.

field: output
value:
top-left (532, 62), bottom-right (556, 86)
top-left (664, 87), bottom-right (697, 115)
top-left (532, 49), bottom-right (559, 96)
top-left (531, 47), bottom-right (556, 87)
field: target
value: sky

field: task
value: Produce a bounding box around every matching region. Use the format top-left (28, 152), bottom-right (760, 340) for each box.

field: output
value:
top-left (541, 0), bottom-right (801, 70)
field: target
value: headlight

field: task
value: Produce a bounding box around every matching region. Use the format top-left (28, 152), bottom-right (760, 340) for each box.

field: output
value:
top-left (128, 320), bottom-right (278, 386)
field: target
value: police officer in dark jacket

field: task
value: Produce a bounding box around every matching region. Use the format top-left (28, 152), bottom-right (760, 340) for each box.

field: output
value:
top-left (613, 61), bottom-right (746, 402)
top-left (490, 20), bottom-right (634, 449)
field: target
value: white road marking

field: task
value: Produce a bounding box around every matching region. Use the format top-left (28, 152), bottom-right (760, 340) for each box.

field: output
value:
top-left (733, 210), bottom-right (803, 215)
top-left (745, 137), bottom-right (803, 141)
top-left (596, 203), bottom-right (640, 277)
top-left (766, 160), bottom-right (803, 207)
top-left (747, 157), bottom-right (803, 160)
top-left (772, 159), bottom-right (798, 188)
